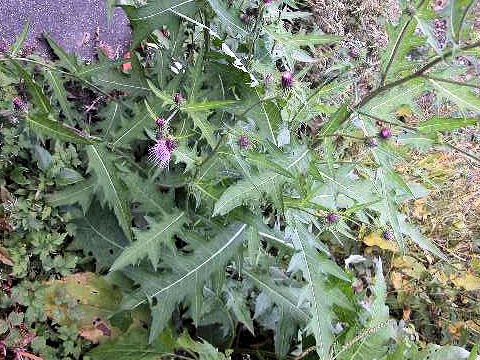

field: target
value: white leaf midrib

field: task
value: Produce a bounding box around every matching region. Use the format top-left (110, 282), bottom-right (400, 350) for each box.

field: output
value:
top-left (131, 224), bottom-right (247, 309)
top-left (215, 150), bottom-right (309, 215)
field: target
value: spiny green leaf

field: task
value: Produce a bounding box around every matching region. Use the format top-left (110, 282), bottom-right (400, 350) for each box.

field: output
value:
top-left (243, 269), bottom-right (310, 322)
top-left (445, 0), bottom-right (476, 43)
top-left (428, 78), bottom-right (480, 113)
top-left (187, 111), bottom-right (216, 147)
top-left (87, 144), bottom-right (132, 241)
top-left (417, 116), bottom-right (478, 133)
top-left (206, 0), bottom-right (248, 37)
top-left (10, 59), bottom-right (52, 114)
top-left (176, 331), bottom-right (230, 360)
top-left (70, 201), bottom-right (129, 272)
top-left (122, 224), bottom-right (247, 342)
top-left (289, 221), bottom-right (335, 359)
top-left (213, 148), bottom-right (309, 216)
top-left (9, 20), bottom-right (29, 57)
top-left (45, 35), bottom-right (79, 73)
top-left (264, 25), bottom-right (343, 47)
top-left (26, 114), bottom-right (98, 144)
top-left (122, 171), bottom-right (171, 216)
top-left (124, 0), bottom-right (197, 45)
top-left (184, 100), bottom-right (237, 112)
top-left (110, 211), bottom-right (186, 271)
top-left (47, 178), bottom-right (95, 212)
top-left (45, 70), bottom-right (74, 123)
top-left (147, 79), bottom-right (174, 104)
top-left (318, 103), bottom-right (349, 137)
top-left (76, 58), bottom-right (129, 78)
top-left (85, 328), bottom-right (175, 360)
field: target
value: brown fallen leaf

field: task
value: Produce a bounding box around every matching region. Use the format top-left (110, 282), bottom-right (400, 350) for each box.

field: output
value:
top-left (391, 271), bottom-right (404, 290)
top-left (0, 247), bottom-right (14, 266)
top-left (412, 199), bottom-right (429, 221)
top-left (363, 232), bottom-right (398, 252)
top-left (448, 321), bottom-right (464, 339)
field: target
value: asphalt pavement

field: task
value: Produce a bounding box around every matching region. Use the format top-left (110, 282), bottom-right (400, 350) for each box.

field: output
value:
top-left (0, 0), bottom-right (131, 60)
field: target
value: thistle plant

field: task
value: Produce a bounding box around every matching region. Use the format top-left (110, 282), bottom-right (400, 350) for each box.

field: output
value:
top-left (1, 0), bottom-right (479, 359)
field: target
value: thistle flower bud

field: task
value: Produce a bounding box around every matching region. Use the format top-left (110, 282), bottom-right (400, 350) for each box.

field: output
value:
top-left (173, 92), bottom-right (185, 105)
top-left (12, 97), bottom-right (27, 112)
top-left (326, 213), bottom-right (339, 224)
top-left (349, 47), bottom-right (360, 58)
top-left (383, 231), bottom-right (393, 240)
top-left (281, 71), bottom-right (293, 89)
top-left (155, 118), bottom-right (165, 127)
top-left (237, 135), bottom-right (249, 148)
top-left (379, 127), bottom-right (392, 139)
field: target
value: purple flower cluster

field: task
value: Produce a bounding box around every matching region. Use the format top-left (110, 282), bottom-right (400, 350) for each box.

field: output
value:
top-left (12, 97), bottom-right (27, 112)
top-left (237, 135), bottom-right (249, 148)
top-left (383, 231), bottom-right (393, 240)
top-left (173, 92), bottom-right (185, 105)
top-left (281, 71), bottom-right (293, 89)
top-left (379, 127), bottom-right (392, 139)
top-left (326, 213), bottom-right (339, 224)
top-left (148, 137), bottom-right (177, 168)
top-left (433, 18), bottom-right (447, 49)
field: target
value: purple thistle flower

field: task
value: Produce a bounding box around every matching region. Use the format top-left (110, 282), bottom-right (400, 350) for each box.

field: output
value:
top-left (148, 138), bottom-right (172, 168)
top-left (379, 127), bottom-right (392, 139)
top-left (326, 213), bottom-right (339, 224)
top-left (156, 117), bottom-right (165, 127)
top-left (281, 71), bottom-right (293, 89)
top-left (264, 0), bottom-right (273, 4)
top-left (173, 92), bottom-right (185, 105)
top-left (13, 96), bottom-right (27, 112)
top-left (165, 137), bottom-right (177, 152)
top-left (237, 135), bottom-right (249, 148)
top-left (383, 231), bottom-right (393, 240)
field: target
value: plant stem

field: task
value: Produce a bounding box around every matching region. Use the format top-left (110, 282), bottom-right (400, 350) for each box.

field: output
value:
top-left (356, 111), bottom-right (417, 131)
top-left (356, 40), bottom-right (480, 111)
top-left (420, 74), bottom-right (480, 89)
top-left (445, 142), bottom-right (480, 163)
top-left (248, 5), bottom-right (265, 56)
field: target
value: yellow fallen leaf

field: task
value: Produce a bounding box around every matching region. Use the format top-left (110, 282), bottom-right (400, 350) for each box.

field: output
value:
top-left (392, 256), bottom-right (426, 280)
top-left (451, 272), bottom-right (480, 291)
top-left (363, 232), bottom-right (398, 252)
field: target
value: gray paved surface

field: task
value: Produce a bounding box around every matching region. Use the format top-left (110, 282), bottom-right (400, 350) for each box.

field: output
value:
top-left (0, 0), bottom-right (131, 60)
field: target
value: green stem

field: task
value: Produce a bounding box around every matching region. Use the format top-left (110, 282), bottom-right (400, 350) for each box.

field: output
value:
top-left (248, 5), bottom-right (265, 56)
top-left (420, 74), bottom-right (480, 89)
top-left (356, 111), bottom-right (416, 131)
top-left (356, 40), bottom-right (480, 111)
